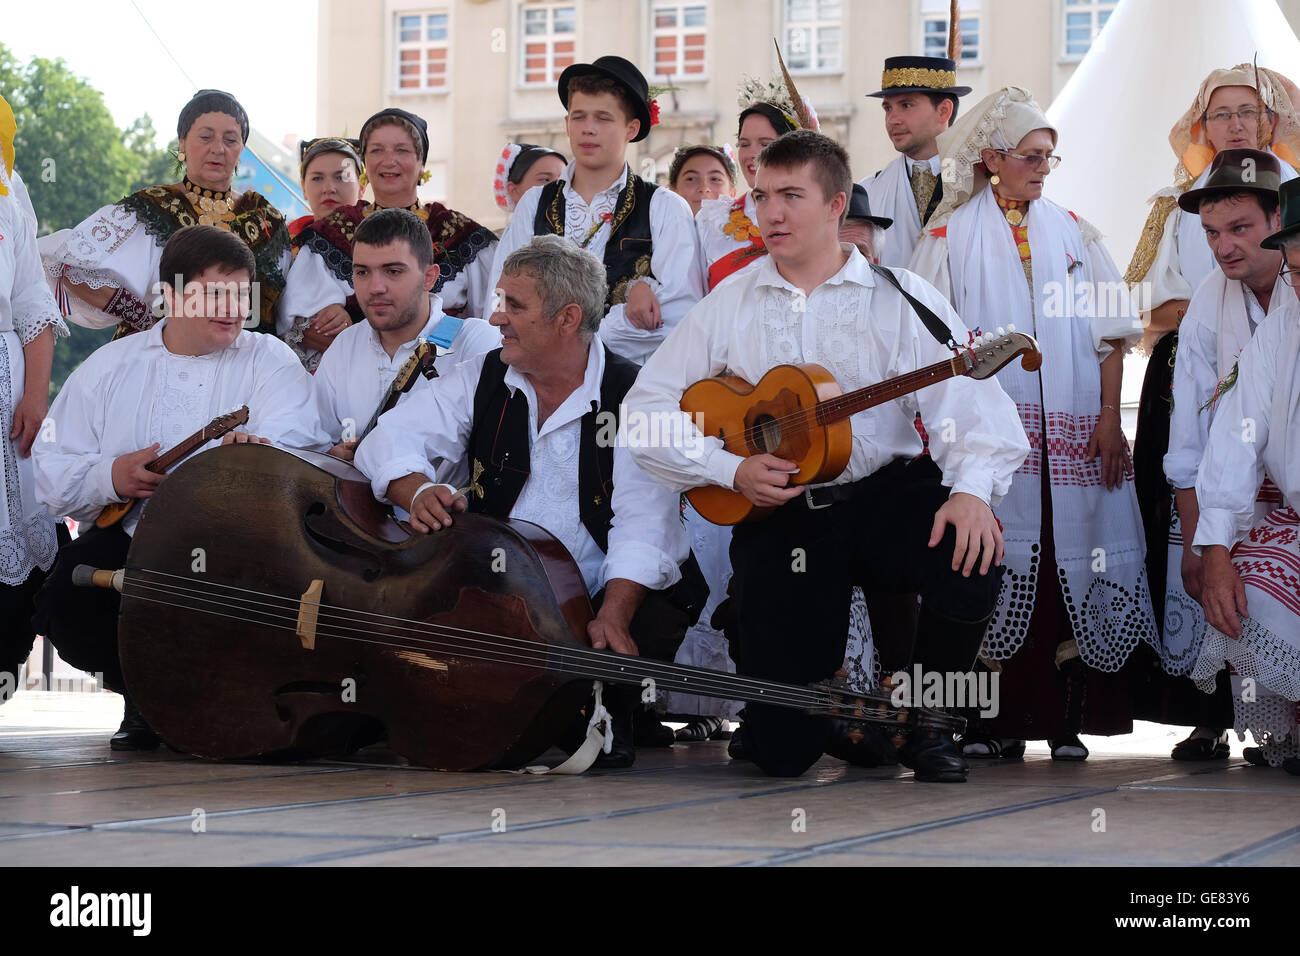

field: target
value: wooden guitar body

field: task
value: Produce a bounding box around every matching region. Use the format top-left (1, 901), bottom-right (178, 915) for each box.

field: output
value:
top-left (681, 363), bottom-right (852, 525)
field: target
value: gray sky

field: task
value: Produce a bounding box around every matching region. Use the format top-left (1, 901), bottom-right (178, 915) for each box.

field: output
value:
top-left (6, 0), bottom-right (319, 145)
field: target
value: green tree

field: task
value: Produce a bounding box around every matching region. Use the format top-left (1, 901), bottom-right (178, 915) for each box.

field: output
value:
top-left (0, 44), bottom-right (174, 395)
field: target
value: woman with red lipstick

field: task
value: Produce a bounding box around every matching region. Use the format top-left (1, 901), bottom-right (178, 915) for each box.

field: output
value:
top-left (281, 108), bottom-right (497, 371)
top-left (290, 137), bottom-right (363, 239)
top-left (41, 90), bottom-right (291, 339)
top-left (911, 85), bottom-right (1155, 762)
top-left (694, 96), bottom-right (797, 293)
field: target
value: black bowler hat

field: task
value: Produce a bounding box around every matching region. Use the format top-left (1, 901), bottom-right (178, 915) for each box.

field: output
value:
top-left (846, 184), bottom-right (893, 229)
top-left (1179, 148), bottom-right (1281, 213)
top-left (558, 56), bottom-right (653, 142)
top-left (1261, 177), bottom-right (1300, 249)
top-left (867, 56), bottom-right (972, 98)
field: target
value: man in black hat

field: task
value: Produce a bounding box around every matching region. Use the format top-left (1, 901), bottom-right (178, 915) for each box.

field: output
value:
top-left (1192, 173), bottom-right (1300, 775)
top-left (488, 55), bottom-right (703, 366)
top-left (861, 56), bottom-right (971, 268)
top-left (1144, 148), bottom-right (1285, 761)
top-left (839, 183), bottom-right (893, 264)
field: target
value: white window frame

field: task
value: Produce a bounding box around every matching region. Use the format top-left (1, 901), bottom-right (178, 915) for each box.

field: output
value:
top-left (649, 2), bottom-right (710, 83)
top-left (781, 0), bottom-right (843, 76)
top-left (518, 2), bottom-right (578, 88)
top-left (1061, 0), bottom-right (1116, 61)
top-left (919, 7), bottom-right (982, 67)
top-left (394, 10), bottom-right (450, 94)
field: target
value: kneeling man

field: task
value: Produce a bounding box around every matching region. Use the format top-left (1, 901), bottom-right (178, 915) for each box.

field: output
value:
top-left (354, 234), bottom-right (692, 767)
top-left (33, 225), bottom-right (328, 749)
top-left (625, 131), bottom-right (1029, 781)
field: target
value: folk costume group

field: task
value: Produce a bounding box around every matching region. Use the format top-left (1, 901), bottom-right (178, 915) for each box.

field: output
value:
top-left (3, 41), bottom-right (1300, 784)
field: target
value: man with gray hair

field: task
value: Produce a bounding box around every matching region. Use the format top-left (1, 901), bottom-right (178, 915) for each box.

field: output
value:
top-left (839, 183), bottom-right (893, 264)
top-left (354, 234), bottom-right (696, 768)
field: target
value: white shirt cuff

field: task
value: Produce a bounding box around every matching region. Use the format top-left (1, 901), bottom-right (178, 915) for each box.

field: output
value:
top-left (603, 541), bottom-right (682, 593)
top-left (1191, 508), bottom-right (1239, 555)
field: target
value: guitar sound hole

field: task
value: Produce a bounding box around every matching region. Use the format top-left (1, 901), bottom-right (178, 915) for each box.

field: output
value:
top-left (753, 414), bottom-right (781, 454)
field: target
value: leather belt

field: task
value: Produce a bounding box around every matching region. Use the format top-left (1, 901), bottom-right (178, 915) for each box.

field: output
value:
top-left (795, 482), bottom-right (860, 510)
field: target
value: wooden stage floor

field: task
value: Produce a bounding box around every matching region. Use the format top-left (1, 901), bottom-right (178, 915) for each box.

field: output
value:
top-left (2, 691), bottom-right (1298, 867)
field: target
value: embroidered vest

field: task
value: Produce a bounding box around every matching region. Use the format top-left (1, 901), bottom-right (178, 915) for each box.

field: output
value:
top-left (533, 171), bottom-right (657, 310)
top-left (466, 346), bottom-right (640, 552)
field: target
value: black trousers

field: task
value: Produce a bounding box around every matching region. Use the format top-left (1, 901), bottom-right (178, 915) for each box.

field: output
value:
top-left (729, 458), bottom-right (1003, 777)
top-left (32, 525), bottom-right (131, 694)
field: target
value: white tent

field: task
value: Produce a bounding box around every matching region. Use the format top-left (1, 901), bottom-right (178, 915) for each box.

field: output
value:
top-left (1046, 0), bottom-right (1300, 271)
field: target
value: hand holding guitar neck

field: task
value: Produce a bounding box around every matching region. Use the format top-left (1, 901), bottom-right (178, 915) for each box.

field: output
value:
top-left (95, 406), bottom-right (251, 528)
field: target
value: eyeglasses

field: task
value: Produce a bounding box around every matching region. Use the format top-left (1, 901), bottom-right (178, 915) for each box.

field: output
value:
top-left (1205, 107), bottom-right (1261, 124)
top-left (1280, 265), bottom-right (1300, 287)
top-left (996, 150), bottom-right (1062, 170)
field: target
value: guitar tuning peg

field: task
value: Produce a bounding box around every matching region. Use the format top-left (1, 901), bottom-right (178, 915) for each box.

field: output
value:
top-left (1006, 323), bottom-right (1016, 333)
top-left (996, 326), bottom-right (1006, 337)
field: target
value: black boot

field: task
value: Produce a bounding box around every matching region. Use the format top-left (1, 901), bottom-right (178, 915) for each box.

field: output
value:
top-left (1049, 642), bottom-right (1090, 761)
top-left (593, 685), bottom-right (635, 769)
top-left (899, 603), bottom-right (994, 783)
top-left (110, 694), bottom-right (160, 751)
top-left (632, 703), bottom-right (676, 748)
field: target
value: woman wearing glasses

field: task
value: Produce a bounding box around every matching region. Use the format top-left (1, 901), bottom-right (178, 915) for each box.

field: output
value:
top-left (1128, 66), bottom-right (1300, 760)
top-left (1130, 65), bottom-right (1300, 348)
top-left (911, 86), bottom-right (1154, 762)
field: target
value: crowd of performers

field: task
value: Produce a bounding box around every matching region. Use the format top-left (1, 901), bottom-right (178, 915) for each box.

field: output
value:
top-left (1, 43), bottom-right (1299, 782)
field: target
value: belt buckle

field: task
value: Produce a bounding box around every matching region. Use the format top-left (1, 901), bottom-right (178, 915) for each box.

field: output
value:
top-left (804, 486), bottom-right (832, 510)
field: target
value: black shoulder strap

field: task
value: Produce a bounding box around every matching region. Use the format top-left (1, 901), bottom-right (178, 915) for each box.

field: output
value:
top-left (870, 264), bottom-right (957, 349)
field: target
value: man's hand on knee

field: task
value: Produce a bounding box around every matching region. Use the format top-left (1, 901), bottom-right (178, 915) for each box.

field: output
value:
top-left (929, 492), bottom-right (1003, 577)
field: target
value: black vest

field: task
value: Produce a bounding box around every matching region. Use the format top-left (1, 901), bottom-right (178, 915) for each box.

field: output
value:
top-left (533, 171), bottom-right (658, 310)
top-left (466, 346), bottom-right (640, 552)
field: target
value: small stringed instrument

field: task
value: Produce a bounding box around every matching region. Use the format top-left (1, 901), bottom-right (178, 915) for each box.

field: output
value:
top-left (85, 444), bottom-right (963, 771)
top-left (683, 330), bottom-right (1042, 525)
top-left (357, 341), bottom-right (438, 441)
top-left (94, 406), bottom-right (250, 528)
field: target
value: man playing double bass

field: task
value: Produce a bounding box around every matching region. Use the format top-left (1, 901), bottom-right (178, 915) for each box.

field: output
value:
top-left (353, 234), bottom-right (695, 769)
top-left (624, 131), bottom-right (1030, 781)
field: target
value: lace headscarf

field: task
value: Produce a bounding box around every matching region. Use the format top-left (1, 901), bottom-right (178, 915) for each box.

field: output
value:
top-left (1169, 63), bottom-right (1300, 188)
top-left (929, 86), bottom-right (1056, 229)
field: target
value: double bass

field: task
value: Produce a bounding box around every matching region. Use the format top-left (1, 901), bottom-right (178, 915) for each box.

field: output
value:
top-left (104, 443), bottom-right (961, 771)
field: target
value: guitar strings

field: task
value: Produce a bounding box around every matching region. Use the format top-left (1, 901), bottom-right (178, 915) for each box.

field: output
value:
top-left (722, 359), bottom-right (960, 453)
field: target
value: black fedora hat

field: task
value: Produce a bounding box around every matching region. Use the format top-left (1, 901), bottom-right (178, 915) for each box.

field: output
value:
top-left (846, 184), bottom-right (893, 229)
top-left (558, 56), bottom-right (653, 142)
top-left (1179, 148), bottom-right (1281, 213)
top-left (1261, 177), bottom-right (1300, 249)
top-left (867, 56), bottom-right (971, 98)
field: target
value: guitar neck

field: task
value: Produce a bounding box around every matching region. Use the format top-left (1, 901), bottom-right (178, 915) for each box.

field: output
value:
top-left (815, 352), bottom-right (970, 426)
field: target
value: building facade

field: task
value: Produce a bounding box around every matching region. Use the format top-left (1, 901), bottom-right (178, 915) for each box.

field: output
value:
top-left (314, 0), bottom-right (1122, 231)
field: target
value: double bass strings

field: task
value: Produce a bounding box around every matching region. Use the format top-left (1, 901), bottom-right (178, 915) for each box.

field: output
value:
top-left (120, 571), bottom-right (833, 713)
top-left (119, 566), bottom-right (939, 725)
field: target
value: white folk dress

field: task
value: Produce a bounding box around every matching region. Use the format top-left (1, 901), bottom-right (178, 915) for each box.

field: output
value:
top-left (911, 188), bottom-right (1157, 670)
top-left (1, 180), bottom-right (68, 585)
